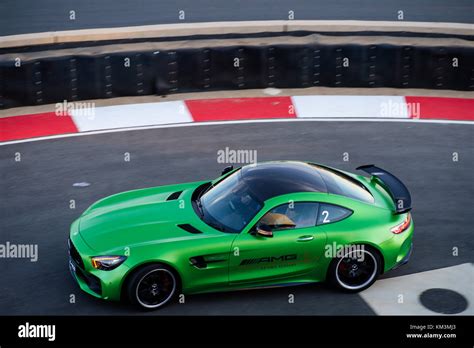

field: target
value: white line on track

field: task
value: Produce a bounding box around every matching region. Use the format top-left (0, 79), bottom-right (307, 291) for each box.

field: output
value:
top-left (1, 117), bottom-right (473, 147)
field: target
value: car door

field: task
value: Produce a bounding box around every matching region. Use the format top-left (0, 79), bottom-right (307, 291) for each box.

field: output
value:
top-left (229, 202), bottom-right (327, 285)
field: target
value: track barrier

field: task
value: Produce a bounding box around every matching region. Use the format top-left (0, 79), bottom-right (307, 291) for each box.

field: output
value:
top-left (1, 34), bottom-right (473, 109)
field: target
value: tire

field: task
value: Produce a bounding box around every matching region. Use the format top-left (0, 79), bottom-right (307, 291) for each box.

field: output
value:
top-left (126, 263), bottom-right (179, 310)
top-left (327, 246), bottom-right (382, 293)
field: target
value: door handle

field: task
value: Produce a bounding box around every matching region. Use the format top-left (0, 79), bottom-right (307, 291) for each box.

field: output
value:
top-left (297, 235), bottom-right (314, 242)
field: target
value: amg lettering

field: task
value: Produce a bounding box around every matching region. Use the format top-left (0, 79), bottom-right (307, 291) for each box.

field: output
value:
top-left (240, 254), bottom-right (297, 266)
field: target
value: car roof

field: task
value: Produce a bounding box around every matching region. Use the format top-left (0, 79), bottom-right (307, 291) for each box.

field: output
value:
top-left (240, 161), bottom-right (327, 201)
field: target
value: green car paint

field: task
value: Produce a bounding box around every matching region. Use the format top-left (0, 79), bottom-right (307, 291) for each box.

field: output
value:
top-left (68, 161), bottom-right (413, 306)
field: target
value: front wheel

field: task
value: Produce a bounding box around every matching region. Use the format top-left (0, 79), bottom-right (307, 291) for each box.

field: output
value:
top-left (126, 264), bottom-right (178, 309)
top-left (327, 246), bottom-right (382, 292)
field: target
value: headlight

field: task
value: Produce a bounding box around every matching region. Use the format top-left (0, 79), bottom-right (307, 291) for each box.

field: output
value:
top-left (91, 256), bottom-right (127, 270)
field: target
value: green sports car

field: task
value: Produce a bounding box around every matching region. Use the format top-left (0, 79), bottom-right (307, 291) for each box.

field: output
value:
top-left (68, 161), bottom-right (413, 309)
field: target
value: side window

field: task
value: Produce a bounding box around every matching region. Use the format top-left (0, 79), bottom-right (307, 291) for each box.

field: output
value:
top-left (259, 202), bottom-right (319, 231)
top-left (317, 204), bottom-right (352, 225)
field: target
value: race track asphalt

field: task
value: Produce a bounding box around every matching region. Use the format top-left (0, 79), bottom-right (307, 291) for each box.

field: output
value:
top-left (0, 120), bottom-right (472, 315)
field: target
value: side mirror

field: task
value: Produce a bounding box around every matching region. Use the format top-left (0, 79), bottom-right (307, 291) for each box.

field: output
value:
top-left (221, 165), bottom-right (234, 176)
top-left (255, 224), bottom-right (273, 238)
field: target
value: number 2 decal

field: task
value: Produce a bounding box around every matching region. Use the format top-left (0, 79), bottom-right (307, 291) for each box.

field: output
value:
top-left (322, 210), bottom-right (330, 223)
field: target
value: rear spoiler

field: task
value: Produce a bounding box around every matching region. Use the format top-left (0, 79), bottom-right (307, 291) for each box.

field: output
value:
top-left (356, 165), bottom-right (412, 214)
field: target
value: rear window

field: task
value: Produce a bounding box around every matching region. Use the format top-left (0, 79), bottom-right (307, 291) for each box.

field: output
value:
top-left (312, 165), bottom-right (374, 204)
top-left (317, 204), bottom-right (353, 225)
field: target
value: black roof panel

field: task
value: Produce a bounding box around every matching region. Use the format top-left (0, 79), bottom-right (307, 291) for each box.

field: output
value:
top-left (240, 161), bottom-right (327, 201)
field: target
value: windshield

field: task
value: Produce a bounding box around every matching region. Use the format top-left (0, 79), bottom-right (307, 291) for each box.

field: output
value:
top-left (199, 170), bottom-right (263, 233)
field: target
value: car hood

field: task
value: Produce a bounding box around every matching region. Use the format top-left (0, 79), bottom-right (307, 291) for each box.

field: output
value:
top-left (78, 181), bottom-right (206, 252)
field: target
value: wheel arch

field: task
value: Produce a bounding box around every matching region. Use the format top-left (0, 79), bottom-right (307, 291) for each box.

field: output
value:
top-left (325, 241), bottom-right (386, 279)
top-left (359, 242), bottom-right (385, 274)
top-left (120, 260), bottom-right (183, 301)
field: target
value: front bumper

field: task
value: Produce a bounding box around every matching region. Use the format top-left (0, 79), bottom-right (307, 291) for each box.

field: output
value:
top-left (68, 254), bottom-right (102, 297)
top-left (68, 229), bottom-right (129, 301)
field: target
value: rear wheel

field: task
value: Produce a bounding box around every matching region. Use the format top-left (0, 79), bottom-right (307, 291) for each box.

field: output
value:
top-left (126, 264), bottom-right (178, 309)
top-left (327, 246), bottom-right (381, 292)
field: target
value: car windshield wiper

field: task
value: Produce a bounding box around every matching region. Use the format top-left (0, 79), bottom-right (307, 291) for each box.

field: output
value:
top-left (193, 182), bottom-right (212, 218)
top-left (194, 182), bottom-right (229, 232)
top-left (195, 198), bottom-right (204, 218)
top-left (197, 202), bottom-right (226, 232)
